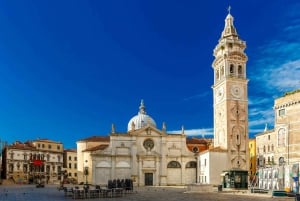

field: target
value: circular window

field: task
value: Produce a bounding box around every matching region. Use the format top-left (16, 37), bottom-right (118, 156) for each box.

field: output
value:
top-left (143, 139), bottom-right (154, 150)
top-left (192, 146), bottom-right (199, 153)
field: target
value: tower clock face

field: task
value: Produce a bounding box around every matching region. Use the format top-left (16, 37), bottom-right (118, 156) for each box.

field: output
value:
top-left (216, 86), bottom-right (224, 103)
top-left (230, 85), bottom-right (243, 98)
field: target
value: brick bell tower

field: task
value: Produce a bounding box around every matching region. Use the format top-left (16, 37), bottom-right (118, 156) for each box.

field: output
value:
top-left (212, 8), bottom-right (249, 171)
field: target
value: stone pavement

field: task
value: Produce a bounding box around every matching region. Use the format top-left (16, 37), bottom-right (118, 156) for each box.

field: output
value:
top-left (0, 184), bottom-right (295, 201)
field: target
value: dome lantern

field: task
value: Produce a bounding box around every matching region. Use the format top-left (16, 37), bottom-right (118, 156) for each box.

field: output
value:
top-left (127, 100), bottom-right (157, 132)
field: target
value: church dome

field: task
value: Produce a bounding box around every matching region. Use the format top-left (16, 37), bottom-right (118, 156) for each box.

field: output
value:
top-left (127, 100), bottom-right (156, 132)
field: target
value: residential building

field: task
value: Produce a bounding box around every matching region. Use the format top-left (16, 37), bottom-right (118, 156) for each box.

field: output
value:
top-left (256, 89), bottom-right (300, 192)
top-left (63, 149), bottom-right (78, 183)
top-left (2, 139), bottom-right (63, 184)
top-left (76, 136), bottom-right (110, 184)
top-left (248, 138), bottom-right (257, 186)
top-left (198, 147), bottom-right (228, 184)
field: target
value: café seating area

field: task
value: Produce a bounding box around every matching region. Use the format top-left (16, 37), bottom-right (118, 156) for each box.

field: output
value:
top-left (62, 179), bottom-right (134, 199)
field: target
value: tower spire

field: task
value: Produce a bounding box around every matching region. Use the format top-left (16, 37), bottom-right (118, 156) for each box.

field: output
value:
top-left (139, 99), bottom-right (146, 114)
top-left (227, 5), bottom-right (231, 14)
top-left (221, 6), bottom-right (238, 39)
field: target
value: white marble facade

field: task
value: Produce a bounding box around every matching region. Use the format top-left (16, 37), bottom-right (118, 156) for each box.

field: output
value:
top-left (89, 101), bottom-right (197, 186)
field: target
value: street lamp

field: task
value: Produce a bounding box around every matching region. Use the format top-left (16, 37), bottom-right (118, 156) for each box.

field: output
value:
top-left (84, 160), bottom-right (88, 185)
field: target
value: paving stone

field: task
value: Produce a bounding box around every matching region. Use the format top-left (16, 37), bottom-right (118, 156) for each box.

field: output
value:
top-left (0, 185), bottom-right (295, 201)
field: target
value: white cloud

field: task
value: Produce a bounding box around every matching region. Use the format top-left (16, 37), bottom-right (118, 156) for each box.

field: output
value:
top-left (247, 4), bottom-right (300, 137)
top-left (183, 91), bottom-right (211, 101)
top-left (248, 97), bottom-right (270, 107)
top-left (267, 60), bottom-right (300, 92)
top-left (169, 128), bottom-right (213, 136)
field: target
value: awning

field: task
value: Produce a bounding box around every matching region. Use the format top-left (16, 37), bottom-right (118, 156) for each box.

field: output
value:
top-left (33, 160), bottom-right (43, 166)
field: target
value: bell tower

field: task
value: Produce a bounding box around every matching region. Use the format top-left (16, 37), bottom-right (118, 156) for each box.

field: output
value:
top-left (212, 8), bottom-right (249, 170)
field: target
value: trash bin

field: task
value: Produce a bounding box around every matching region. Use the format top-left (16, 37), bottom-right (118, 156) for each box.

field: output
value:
top-left (218, 185), bottom-right (222, 192)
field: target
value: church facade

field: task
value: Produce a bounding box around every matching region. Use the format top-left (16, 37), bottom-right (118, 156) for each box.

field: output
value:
top-left (77, 100), bottom-right (202, 186)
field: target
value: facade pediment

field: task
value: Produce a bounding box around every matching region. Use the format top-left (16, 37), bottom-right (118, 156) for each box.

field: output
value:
top-left (128, 125), bottom-right (166, 137)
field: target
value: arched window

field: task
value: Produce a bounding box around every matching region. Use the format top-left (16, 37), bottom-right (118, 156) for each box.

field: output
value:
top-left (186, 161), bottom-right (197, 168)
top-left (9, 164), bottom-right (14, 172)
top-left (192, 146), bottom-right (199, 153)
top-left (230, 64), bottom-right (235, 75)
top-left (238, 65), bottom-right (243, 77)
top-left (167, 161), bottom-right (181, 168)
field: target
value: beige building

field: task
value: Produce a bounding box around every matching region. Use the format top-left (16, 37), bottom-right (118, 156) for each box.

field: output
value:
top-left (274, 89), bottom-right (300, 165)
top-left (63, 149), bottom-right (78, 183)
top-left (256, 89), bottom-right (300, 192)
top-left (76, 136), bottom-right (110, 184)
top-left (2, 139), bottom-right (63, 184)
top-left (256, 129), bottom-right (276, 167)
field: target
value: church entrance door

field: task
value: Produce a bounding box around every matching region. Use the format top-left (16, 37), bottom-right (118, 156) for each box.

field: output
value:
top-left (145, 173), bottom-right (153, 186)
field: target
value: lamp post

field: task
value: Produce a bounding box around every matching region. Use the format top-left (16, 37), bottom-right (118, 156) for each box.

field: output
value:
top-left (84, 160), bottom-right (88, 185)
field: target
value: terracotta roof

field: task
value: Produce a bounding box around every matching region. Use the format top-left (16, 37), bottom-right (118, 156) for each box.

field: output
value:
top-left (84, 144), bottom-right (109, 152)
top-left (7, 142), bottom-right (36, 150)
top-left (33, 139), bottom-right (62, 144)
top-left (78, 136), bottom-right (110, 142)
top-left (186, 138), bottom-right (211, 144)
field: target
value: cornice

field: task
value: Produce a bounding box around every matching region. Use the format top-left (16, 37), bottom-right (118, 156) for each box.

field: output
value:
top-left (274, 100), bottom-right (300, 109)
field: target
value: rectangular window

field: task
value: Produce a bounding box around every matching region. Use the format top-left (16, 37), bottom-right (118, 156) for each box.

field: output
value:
top-left (279, 109), bottom-right (285, 116)
top-left (74, 157), bottom-right (77, 161)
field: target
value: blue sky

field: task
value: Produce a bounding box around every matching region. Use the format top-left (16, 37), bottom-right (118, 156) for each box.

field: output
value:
top-left (0, 1), bottom-right (299, 149)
